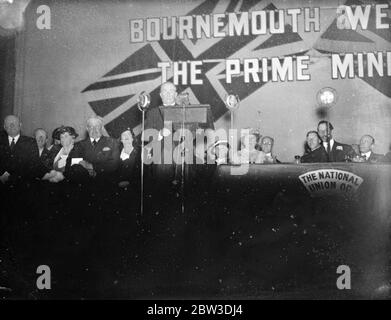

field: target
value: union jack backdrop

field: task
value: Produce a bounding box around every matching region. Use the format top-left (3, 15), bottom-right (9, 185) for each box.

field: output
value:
top-left (14, 0), bottom-right (391, 159)
top-left (81, 0), bottom-right (391, 139)
top-left (82, 0), bottom-right (316, 138)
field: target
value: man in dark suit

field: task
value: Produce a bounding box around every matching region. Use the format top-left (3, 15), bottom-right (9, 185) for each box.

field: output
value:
top-left (301, 131), bottom-right (329, 163)
top-left (74, 116), bottom-right (120, 181)
top-left (144, 81), bottom-right (214, 173)
top-left (145, 81), bottom-right (215, 161)
top-left (34, 128), bottom-right (52, 170)
top-left (0, 115), bottom-right (44, 184)
top-left (144, 82), bottom-right (215, 214)
top-left (354, 135), bottom-right (384, 163)
top-left (317, 120), bottom-right (356, 162)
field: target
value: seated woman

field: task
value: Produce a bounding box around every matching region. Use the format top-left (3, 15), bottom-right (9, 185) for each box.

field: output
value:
top-left (234, 128), bottom-right (265, 164)
top-left (42, 126), bottom-right (84, 183)
top-left (301, 130), bottom-right (328, 163)
top-left (117, 129), bottom-right (141, 189)
top-left (205, 140), bottom-right (230, 165)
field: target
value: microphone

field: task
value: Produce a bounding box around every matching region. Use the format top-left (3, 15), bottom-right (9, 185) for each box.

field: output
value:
top-left (137, 91), bottom-right (151, 111)
top-left (225, 94), bottom-right (240, 110)
top-left (175, 92), bottom-right (190, 106)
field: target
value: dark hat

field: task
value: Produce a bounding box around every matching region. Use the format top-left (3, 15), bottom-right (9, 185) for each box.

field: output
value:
top-left (58, 126), bottom-right (78, 138)
top-left (52, 127), bottom-right (63, 141)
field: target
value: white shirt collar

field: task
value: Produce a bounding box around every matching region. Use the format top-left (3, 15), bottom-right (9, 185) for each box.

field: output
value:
top-left (361, 151), bottom-right (372, 159)
top-left (323, 138), bottom-right (334, 149)
top-left (90, 137), bottom-right (101, 143)
top-left (8, 134), bottom-right (20, 145)
top-left (120, 147), bottom-right (134, 161)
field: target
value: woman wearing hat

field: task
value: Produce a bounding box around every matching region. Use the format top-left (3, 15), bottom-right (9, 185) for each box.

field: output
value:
top-left (117, 128), bottom-right (141, 189)
top-left (42, 126), bottom-right (82, 183)
top-left (48, 126), bottom-right (63, 150)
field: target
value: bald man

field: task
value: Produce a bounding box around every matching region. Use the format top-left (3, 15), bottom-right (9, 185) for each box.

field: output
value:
top-left (357, 135), bottom-right (384, 163)
top-left (0, 115), bottom-right (43, 184)
top-left (71, 116), bottom-right (120, 181)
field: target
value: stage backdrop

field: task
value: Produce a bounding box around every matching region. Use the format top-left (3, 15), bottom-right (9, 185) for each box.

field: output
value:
top-left (14, 0), bottom-right (391, 161)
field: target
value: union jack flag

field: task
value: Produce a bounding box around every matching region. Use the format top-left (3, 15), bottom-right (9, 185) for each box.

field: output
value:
top-left (313, 0), bottom-right (391, 97)
top-left (82, 0), bottom-right (390, 138)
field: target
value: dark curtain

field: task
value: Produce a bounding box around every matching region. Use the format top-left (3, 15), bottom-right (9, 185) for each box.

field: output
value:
top-left (0, 35), bottom-right (16, 122)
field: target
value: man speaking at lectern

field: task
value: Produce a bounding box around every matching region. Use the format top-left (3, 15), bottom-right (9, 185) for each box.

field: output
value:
top-left (145, 81), bottom-right (177, 136)
top-left (145, 81), bottom-right (214, 165)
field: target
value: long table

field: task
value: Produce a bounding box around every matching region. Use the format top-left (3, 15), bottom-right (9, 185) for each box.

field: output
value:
top-left (211, 163), bottom-right (391, 297)
top-left (1, 163), bottom-right (390, 298)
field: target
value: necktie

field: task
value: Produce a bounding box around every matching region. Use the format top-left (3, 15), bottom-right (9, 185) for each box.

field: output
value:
top-left (10, 138), bottom-right (15, 150)
top-left (92, 140), bottom-right (97, 148)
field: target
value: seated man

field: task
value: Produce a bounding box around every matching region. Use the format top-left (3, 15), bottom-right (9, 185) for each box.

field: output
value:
top-left (259, 136), bottom-right (280, 164)
top-left (352, 135), bottom-right (384, 163)
top-left (0, 115), bottom-right (44, 184)
top-left (317, 120), bottom-right (356, 162)
top-left (301, 131), bottom-right (329, 163)
top-left (34, 128), bottom-right (52, 170)
top-left (73, 116), bottom-right (120, 181)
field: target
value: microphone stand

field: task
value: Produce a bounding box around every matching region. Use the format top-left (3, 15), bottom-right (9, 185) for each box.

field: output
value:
top-left (140, 109), bottom-right (145, 217)
top-left (137, 91), bottom-right (150, 218)
top-left (180, 96), bottom-right (186, 215)
top-left (326, 120), bottom-right (331, 162)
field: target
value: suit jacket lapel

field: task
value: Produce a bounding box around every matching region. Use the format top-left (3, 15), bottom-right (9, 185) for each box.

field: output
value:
top-left (330, 141), bottom-right (339, 162)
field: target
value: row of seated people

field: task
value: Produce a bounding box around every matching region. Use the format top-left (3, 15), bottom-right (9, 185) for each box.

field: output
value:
top-left (1, 115), bottom-right (391, 188)
top-left (219, 121), bottom-right (390, 165)
top-left (0, 115), bottom-right (140, 188)
top-left (146, 81), bottom-right (390, 165)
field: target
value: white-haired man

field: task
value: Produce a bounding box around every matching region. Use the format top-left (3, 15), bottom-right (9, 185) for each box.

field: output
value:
top-left (353, 134), bottom-right (384, 163)
top-left (72, 116), bottom-right (120, 181)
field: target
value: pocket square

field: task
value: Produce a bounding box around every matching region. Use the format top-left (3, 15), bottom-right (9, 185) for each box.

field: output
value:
top-left (102, 147), bottom-right (111, 151)
top-left (336, 146), bottom-right (343, 150)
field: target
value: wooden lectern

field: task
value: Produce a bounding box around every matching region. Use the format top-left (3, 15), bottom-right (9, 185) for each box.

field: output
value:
top-left (159, 104), bottom-right (214, 214)
top-left (159, 104), bottom-right (214, 132)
